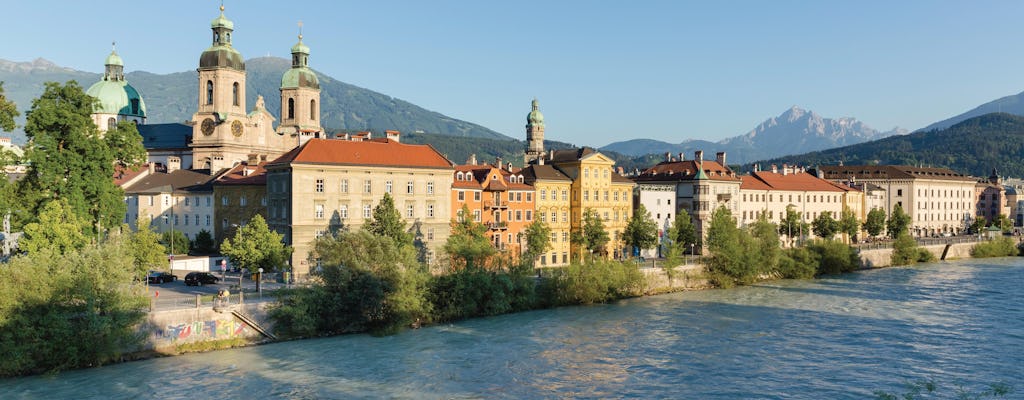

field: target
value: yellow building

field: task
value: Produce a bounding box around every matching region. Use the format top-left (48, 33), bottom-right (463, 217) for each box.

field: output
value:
top-left (522, 164), bottom-right (572, 266)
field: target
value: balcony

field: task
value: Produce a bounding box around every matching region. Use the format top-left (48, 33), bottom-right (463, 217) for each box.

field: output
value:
top-left (487, 221), bottom-right (509, 230)
top-left (489, 200), bottom-right (508, 209)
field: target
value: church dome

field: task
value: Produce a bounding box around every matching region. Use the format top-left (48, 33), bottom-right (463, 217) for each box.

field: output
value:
top-left (527, 99), bottom-right (544, 125)
top-left (199, 45), bottom-right (245, 70)
top-left (86, 80), bottom-right (146, 118)
top-left (281, 67), bottom-right (319, 89)
top-left (104, 51), bottom-right (123, 67)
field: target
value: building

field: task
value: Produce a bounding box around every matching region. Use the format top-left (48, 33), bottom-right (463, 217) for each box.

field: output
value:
top-left (975, 169), bottom-right (1010, 225)
top-left (85, 44), bottom-right (146, 132)
top-left (816, 165), bottom-right (977, 237)
top-left (633, 151), bottom-right (742, 252)
top-left (739, 165), bottom-right (862, 243)
top-left (265, 137), bottom-right (454, 279)
top-left (122, 161), bottom-right (217, 248)
top-left (522, 163), bottom-right (573, 266)
top-left (632, 181), bottom-right (675, 258)
top-left (212, 161), bottom-right (268, 244)
top-left (451, 160), bottom-right (535, 257)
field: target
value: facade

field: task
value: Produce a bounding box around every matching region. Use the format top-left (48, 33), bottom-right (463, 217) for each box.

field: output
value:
top-left (522, 163), bottom-right (573, 266)
top-left (451, 162), bottom-right (535, 257)
top-left (633, 183), bottom-right (676, 258)
top-left (86, 45), bottom-right (146, 132)
top-left (265, 138), bottom-right (455, 279)
top-left (739, 166), bottom-right (862, 243)
top-left (975, 169), bottom-right (1010, 225)
top-left (817, 165), bottom-right (977, 237)
top-left (212, 162), bottom-right (269, 244)
top-left (633, 151), bottom-right (742, 252)
top-left (122, 162), bottom-right (217, 248)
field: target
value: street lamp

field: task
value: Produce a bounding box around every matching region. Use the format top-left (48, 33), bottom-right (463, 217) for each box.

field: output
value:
top-left (257, 267), bottom-right (263, 297)
top-left (689, 243), bottom-right (695, 265)
top-left (162, 212), bottom-right (175, 270)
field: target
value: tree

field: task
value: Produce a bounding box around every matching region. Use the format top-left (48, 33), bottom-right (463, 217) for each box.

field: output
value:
top-left (364, 193), bottom-right (412, 246)
top-left (705, 205), bottom-right (747, 287)
top-left (887, 204), bottom-right (911, 238)
top-left (127, 219), bottom-right (166, 277)
top-left (838, 206), bottom-right (860, 242)
top-left (522, 220), bottom-right (552, 263)
top-left (444, 204), bottom-right (495, 269)
top-left (995, 214), bottom-right (1013, 234)
top-left (668, 210), bottom-right (698, 252)
top-left (623, 204), bottom-right (658, 258)
top-left (811, 211), bottom-right (839, 240)
top-left (970, 217), bottom-right (987, 235)
top-left (581, 208), bottom-right (610, 258)
top-left (863, 208), bottom-right (887, 238)
top-left (160, 230), bottom-right (190, 255)
top-left (190, 229), bottom-right (217, 254)
top-left (104, 120), bottom-right (147, 168)
top-left (20, 199), bottom-right (88, 255)
top-left (778, 206), bottom-right (807, 243)
top-left (18, 81), bottom-right (126, 237)
top-left (0, 82), bottom-right (17, 132)
top-left (220, 215), bottom-right (293, 273)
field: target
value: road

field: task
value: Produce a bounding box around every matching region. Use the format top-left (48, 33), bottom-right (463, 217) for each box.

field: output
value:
top-left (146, 272), bottom-right (287, 311)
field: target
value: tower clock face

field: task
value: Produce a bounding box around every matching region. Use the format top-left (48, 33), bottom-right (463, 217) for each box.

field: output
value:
top-left (231, 120), bottom-right (244, 137)
top-left (201, 118), bottom-right (215, 136)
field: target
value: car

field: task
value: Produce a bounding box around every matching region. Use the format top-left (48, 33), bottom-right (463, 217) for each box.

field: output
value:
top-left (147, 271), bottom-right (177, 284)
top-left (184, 272), bottom-right (221, 286)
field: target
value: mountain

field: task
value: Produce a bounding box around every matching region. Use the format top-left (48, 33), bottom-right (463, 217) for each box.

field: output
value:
top-left (601, 106), bottom-right (905, 164)
top-left (918, 90), bottom-right (1024, 132)
top-left (0, 57), bottom-right (511, 144)
top-left (755, 112), bottom-right (1024, 178)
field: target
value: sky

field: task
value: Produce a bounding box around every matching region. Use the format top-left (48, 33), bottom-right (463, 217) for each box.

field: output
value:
top-left (4, 0), bottom-right (1024, 147)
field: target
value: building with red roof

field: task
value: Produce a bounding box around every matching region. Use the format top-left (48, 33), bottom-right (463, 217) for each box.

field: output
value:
top-left (451, 159), bottom-right (535, 259)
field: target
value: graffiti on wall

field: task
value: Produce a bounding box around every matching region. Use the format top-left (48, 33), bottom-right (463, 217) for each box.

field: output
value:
top-left (157, 319), bottom-right (251, 342)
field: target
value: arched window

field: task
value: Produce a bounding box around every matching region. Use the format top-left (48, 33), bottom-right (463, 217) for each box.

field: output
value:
top-left (206, 80), bottom-right (214, 105)
top-left (310, 100), bottom-right (316, 121)
top-left (287, 98), bottom-right (294, 119)
top-left (107, 117), bottom-right (116, 130)
top-left (457, 172), bottom-right (464, 180)
top-left (232, 82), bottom-right (239, 106)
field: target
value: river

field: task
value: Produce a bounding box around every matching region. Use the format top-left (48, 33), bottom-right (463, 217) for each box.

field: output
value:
top-left (3, 258), bottom-right (1022, 399)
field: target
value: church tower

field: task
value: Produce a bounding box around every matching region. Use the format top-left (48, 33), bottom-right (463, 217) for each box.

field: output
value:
top-left (524, 98), bottom-right (546, 164)
top-left (277, 24), bottom-right (322, 144)
top-left (86, 43), bottom-right (146, 132)
top-left (190, 4), bottom-right (249, 171)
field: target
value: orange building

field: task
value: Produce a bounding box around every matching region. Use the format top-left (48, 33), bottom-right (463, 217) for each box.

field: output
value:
top-left (451, 161), bottom-right (536, 256)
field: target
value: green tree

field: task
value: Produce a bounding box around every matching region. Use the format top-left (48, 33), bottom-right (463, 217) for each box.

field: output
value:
top-left (863, 207), bottom-right (887, 238)
top-left (668, 209), bottom-right (698, 252)
top-left (364, 193), bottom-right (412, 246)
top-left (160, 230), bottom-right (190, 255)
top-left (581, 208), bottom-right (610, 258)
top-left (444, 205), bottom-right (495, 269)
top-left (705, 206), bottom-right (746, 287)
top-left (127, 219), bottom-right (166, 277)
top-left (19, 199), bottom-right (88, 255)
top-left (623, 204), bottom-right (658, 257)
top-left (18, 81), bottom-right (126, 237)
top-left (0, 82), bottom-right (17, 132)
top-left (220, 215), bottom-right (293, 273)
top-left (104, 120), bottom-right (148, 168)
top-left (748, 214), bottom-right (782, 274)
top-left (778, 205), bottom-right (807, 244)
top-left (970, 216), bottom-right (987, 235)
top-left (995, 214), bottom-right (1013, 234)
top-left (891, 232), bottom-right (933, 266)
top-left (522, 220), bottom-right (552, 263)
top-left (190, 229), bottom-right (217, 254)
top-left (887, 204), bottom-right (911, 238)
top-left (838, 206), bottom-right (860, 242)
top-left (811, 211), bottom-right (839, 240)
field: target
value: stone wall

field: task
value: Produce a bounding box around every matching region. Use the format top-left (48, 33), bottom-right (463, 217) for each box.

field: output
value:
top-left (142, 303), bottom-right (273, 352)
top-left (858, 242), bottom-right (975, 268)
top-left (640, 264), bottom-right (711, 294)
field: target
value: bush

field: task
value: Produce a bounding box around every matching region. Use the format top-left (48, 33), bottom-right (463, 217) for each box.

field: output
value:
top-left (427, 261), bottom-right (536, 322)
top-left (806, 240), bottom-right (861, 275)
top-left (972, 237), bottom-right (1019, 258)
top-left (891, 233), bottom-right (923, 266)
top-left (778, 247), bottom-right (818, 279)
top-left (547, 260), bottom-right (644, 305)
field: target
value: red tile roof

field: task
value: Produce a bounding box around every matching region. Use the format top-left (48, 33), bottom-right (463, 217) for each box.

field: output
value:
top-left (268, 138), bottom-right (454, 169)
top-left (636, 159), bottom-right (740, 182)
top-left (214, 162), bottom-right (267, 186)
top-left (452, 164), bottom-right (533, 191)
top-left (113, 164), bottom-right (150, 186)
top-left (741, 171), bottom-right (850, 192)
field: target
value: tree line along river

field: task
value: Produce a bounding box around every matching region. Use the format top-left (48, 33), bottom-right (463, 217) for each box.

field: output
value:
top-left (2, 258), bottom-right (1021, 399)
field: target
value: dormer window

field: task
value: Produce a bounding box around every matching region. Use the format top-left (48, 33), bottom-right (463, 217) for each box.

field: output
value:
top-left (457, 172), bottom-right (464, 180)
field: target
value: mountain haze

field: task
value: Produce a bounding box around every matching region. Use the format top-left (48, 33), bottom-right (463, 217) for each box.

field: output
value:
top-left (918, 90), bottom-right (1024, 132)
top-left (601, 106), bottom-right (905, 164)
top-left (0, 57), bottom-right (511, 144)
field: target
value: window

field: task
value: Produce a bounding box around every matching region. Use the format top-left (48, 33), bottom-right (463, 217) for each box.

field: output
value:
top-left (603, 212), bottom-right (609, 221)
top-left (174, 215), bottom-right (179, 226)
top-left (427, 204), bottom-right (435, 218)
top-left (206, 215), bottom-right (211, 226)
top-left (515, 210), bottom-right (522, 221)
top-left (222, 218), bottom-right (228, 228)
top-left (407, 204), bottom-right (414, 218)
top-left (339, 205), bottom-right (348, 219)
top-left (562, 190), bottom-right (568, 201)
top-left (240, 196), bottom-right (247, 206)
top-left (232, 82), bottom-right (239, 106)
top-left (427, 181), bottom-right (434, 194)
top-left (206, 197), bottom-right (211, 207)
top-left (457, 172), bottom-right (464, 181)
top-left (385, 180), bottom-right (393, 193)
top-left (427, 228), bottom-right (434, 241)
top-left (541, 255), bottom-right (547, 265)
top-left (221, 196), bottom-right (228, 206)
top-left (341, 179), bottom-right (349, 193)
top-left (604, 191), bottom-right (609, 201)
top-left (149, 196), bottom-right (154, 206)
top-left (185, 197), bottom-right (190, 207)
top-left (184, 215), bottom-right (189, 226)
top-left (261, 197), bottom-right (267, 206)
top-left (206, 80), bottom-right (213, 105)
top-left (615, 210), bottom-right (620, 221)
top-left (562, 232), bottom-right (569, 243)
top-left (107, 117), bottom-right (116, 130)
top-left (551, 213), bottom-right (557, 223)
top-left (474, 192), bottom-right (481, 201)
top-left (551, 232), bottom-right (557, 243)
top-left (541, 189), bottom-right (547, 200)
top-left (315, 179), bottom-right (324, 192)
top-left (562, 212), bottom-right (568, 223)
top-left (897, 189), bottom-right (903, 197)
top-left (584, 191), bottom-right (589, 201)
top-left (363, 204), bottom-right (372, 218)
top-left (165, 195), bottom-right (170, 206)
top-left (315, 204), bottom-right (325, 219)
top-left (287, 98), bottom-right (295, 119)
top-left (526, 193), bottom-right (532, 202)
top-left (584, 168), bottom-right (589, 178)
top-left (526, 210), bottom-right (532, 221)
top-left (473, 210), bottom-right (482, 222)
top-left (310, 100), bottom-right (316, 120)
top-left (364, 180), bottom-right (372, 193)
top-left (516, 192), bottom-right (522, 202)
top-left (407, 181), bottom-right (414, 194)
top-left (458, 191), bottom-right (465, 201)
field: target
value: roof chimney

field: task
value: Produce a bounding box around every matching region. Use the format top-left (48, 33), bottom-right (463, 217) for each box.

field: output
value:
top-left (771, 164), bottom-right (778, 174)
top-left (467, 154), bottom-right (478, 165)
top-left (695, 150), bottom-right (704, 162)
top-left (148, 162), bottom-right (155, 175)
top-left (617, 166), bottom-right (624, 175)
top-left (665, 152), bottom-right (672, 162)
top-left (495, 156), bottom-right (502, 168)
top-left (385, 130), bottom-right (401, 142)
top-left (507, 162), bottom-right (513, 171)
top-left (716, 152), bottom-right (726, 166)
top-left (782, 163), bottom-right (788, 176)
top-left (167, 156), bottom-right (181, 174)
top-left (679, 152), bottom-right (685, 161)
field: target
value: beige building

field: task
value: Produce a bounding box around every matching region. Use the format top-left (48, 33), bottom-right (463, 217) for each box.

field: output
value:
top-left (522, 163), bottom-right (573, 266)
top-left (212, 162), bottom-right (269, 245)
top-left (817, 165), bottom-right (977, 237)
top-left (740, 165), bottom-right (862, 243)
top-left (265, 137), bottom-right (455, 279)
top-left (121, 161), bottom-right (217, 251)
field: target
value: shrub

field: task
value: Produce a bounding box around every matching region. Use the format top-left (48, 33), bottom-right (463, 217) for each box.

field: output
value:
top-left (891, 233), bottom-right (923, 266)
top-left (548, 260), bottom-right (644, 305)
top-left (806, 240), bottom-right (861, 275)
top-left (778, 247), bottom-right (818, 279)
top-left (972, 237), bottom-right (1019, 258)
top-left (427, 261), bottom-right (536, 322)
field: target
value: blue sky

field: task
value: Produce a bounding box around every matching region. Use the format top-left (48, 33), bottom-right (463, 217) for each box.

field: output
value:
top-left (4, 1), bottom-right (1024, 146)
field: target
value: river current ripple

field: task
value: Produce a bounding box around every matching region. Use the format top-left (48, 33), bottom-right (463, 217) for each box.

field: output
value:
top-left (3, 258), bottom-right (1022, 399)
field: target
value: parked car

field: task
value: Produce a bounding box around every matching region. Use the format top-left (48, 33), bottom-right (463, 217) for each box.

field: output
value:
top-left (184, 272), bottom-right (220, 286)
top-left (147, 271), bottom-right (177, 284)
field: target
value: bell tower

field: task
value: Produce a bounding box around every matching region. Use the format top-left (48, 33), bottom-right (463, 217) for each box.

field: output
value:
top-left (524, 98), bottom-right (546, 164)
top-left (277, 22), bottom-right (322, 145)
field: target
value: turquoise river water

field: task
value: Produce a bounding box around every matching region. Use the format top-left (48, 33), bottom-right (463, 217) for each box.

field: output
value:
top-left (2, 258), bottom-right (1022, 399)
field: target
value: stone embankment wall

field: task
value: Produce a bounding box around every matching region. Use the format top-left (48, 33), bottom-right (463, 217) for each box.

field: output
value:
top-left (858, 242), bottom-right (974, 269)
top-left (640, 264), bottom-right (712, 294)
top-left (142, 303), bottom-right (274, 352)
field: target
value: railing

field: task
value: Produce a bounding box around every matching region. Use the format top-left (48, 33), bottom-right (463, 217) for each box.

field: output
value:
top-left (148, 290), bottom-right (275, 312)
top-left (854, 235), bottom-right (991, 250)
top-left (487, 221), bottom-right (508, 230)
top-left (489, 200), bottom-right (508, 209)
